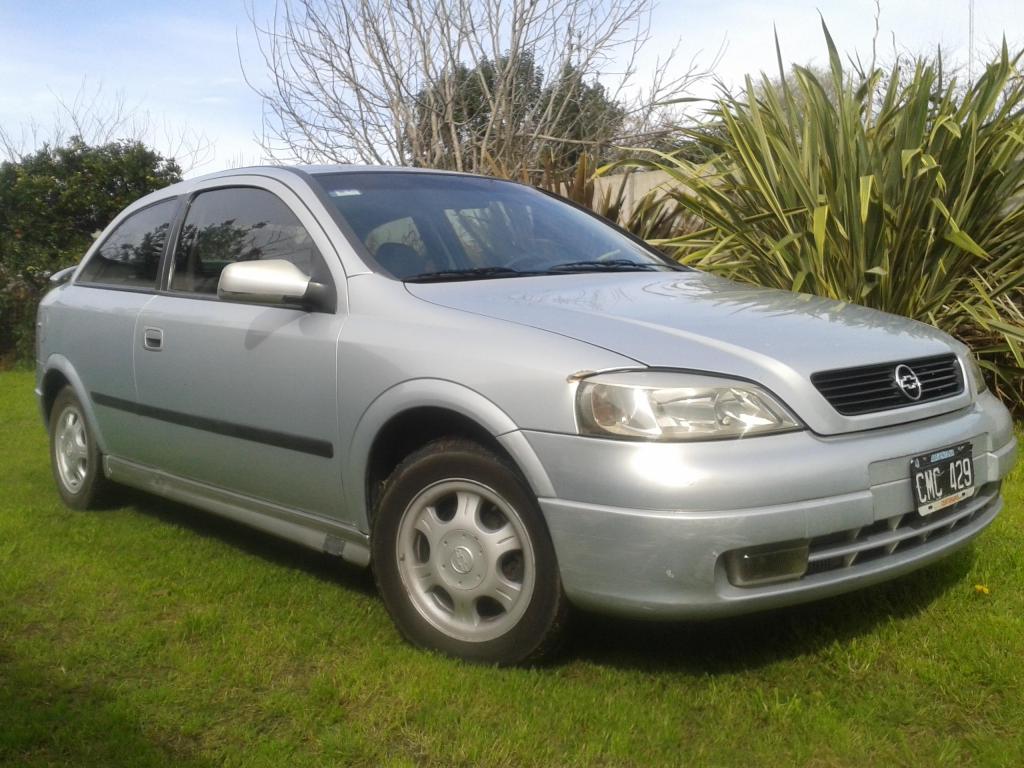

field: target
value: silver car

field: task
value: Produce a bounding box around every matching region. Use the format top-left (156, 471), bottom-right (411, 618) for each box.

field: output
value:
top-left (36, 166), bottom-right (1018, 664)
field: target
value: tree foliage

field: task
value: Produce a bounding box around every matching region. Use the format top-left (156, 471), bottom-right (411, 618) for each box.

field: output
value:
top-left (412, 54), bottom-right (625, 173)
top-left (0, 137), bottom-right (181, 361)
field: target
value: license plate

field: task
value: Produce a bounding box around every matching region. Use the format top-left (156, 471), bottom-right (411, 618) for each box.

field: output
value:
top-left (910, 442), bottom-right (975, 516)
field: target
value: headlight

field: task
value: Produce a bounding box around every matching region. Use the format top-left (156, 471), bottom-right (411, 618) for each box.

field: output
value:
top-left (575, 371), bottom-right (802, 441)
top-left (966, 355), bottom-right (988, 395)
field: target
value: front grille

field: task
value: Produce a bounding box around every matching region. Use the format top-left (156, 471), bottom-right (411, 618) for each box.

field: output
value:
top-left (804, 482), bottom-right (999, 576)
top-left (811, 354), bottom-right (964, 416)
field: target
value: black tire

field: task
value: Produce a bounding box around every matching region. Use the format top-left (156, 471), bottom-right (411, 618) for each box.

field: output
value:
top-left (372, 438), bottom-right (568, 665)
top-left (49, 387), bottom-right (110, 510)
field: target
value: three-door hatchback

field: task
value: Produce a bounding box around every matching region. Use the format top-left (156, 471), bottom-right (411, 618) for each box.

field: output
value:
top-left (36, 166), bottom-right (1018, 664)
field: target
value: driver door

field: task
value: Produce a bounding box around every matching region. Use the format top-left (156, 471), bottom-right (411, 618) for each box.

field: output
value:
top-left (131, 180), bottom-right (347, 519)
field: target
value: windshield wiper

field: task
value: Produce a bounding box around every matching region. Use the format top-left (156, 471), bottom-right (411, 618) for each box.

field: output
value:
top-left (404, 266), bottom-right (539, 283)
top-left (405, 259), bottom-right (687, 282)
top-left (544, 259), bottom-right (676, 273)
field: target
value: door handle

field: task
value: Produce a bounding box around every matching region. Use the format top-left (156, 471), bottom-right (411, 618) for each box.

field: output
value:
top-left (143, 327), bottom-right (163, 351)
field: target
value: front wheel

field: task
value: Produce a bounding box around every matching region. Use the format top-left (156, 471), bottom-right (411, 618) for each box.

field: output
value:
top-left (372, 439), bottom-right (567, 665)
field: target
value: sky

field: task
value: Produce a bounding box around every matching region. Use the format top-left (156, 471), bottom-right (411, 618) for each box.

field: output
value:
top-left (1, 0), bottom-right (1021, 175)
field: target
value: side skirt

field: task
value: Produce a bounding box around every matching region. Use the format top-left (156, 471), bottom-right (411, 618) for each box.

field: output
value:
top-left (104, 455), bottom-right (371, 567)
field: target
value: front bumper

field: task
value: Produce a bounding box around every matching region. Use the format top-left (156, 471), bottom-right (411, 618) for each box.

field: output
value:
top-left (525, 392), bottom-right (1018, 619)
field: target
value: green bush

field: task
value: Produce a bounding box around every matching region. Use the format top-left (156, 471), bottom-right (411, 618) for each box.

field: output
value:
top-left (610, 26), bottom-right (1024, 412)
top-left (0, 137), bottom-right (181, 364)
top-left (0, 262), bottom-right (51, 362)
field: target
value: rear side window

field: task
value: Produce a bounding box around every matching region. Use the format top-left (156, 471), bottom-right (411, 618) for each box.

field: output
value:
top-left (78, 199), bottom-right (177, 288)
top-left (170, 187), bottom-right (324, 295)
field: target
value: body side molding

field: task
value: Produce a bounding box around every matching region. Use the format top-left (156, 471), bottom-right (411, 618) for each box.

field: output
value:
top-left (92, 392), bottom-right (334, 458)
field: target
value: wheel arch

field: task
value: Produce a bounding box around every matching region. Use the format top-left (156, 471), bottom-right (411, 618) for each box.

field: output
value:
top-left (345, 379), bottom-right (555, 533)
top-left (38, 356), bottom-right (109, 454)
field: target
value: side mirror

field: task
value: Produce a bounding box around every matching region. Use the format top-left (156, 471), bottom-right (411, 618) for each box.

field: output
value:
top-left (217, 259), bottom-right (330, 311)
top-left (50, 265), bottom-right (77, 285)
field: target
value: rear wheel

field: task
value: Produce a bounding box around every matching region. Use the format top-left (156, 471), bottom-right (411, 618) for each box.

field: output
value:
top-left (372, 439), bottom-right (567, 665)
top-left (49, 387), bottom-right (110, 509)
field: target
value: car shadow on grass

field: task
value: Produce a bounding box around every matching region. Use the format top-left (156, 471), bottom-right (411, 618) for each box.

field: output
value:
top-left (111, 488), bottom-right (377, 598)
top-left (564, 546), bottom-right (975, 673)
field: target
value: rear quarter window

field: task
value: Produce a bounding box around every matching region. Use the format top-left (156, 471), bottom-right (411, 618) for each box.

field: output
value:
top-left (77, 199), bottom-right (178, 289)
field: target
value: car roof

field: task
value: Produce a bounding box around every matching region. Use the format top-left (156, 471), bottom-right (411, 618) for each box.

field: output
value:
top-left (128, 164), bottom-right (479, 212)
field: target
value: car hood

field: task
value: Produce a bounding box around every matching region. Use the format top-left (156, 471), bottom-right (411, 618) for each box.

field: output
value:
top-left (406, 271), bottom-right (971, 435)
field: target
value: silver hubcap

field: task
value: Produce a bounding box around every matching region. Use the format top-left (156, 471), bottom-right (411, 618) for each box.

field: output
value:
top-left (55, 406), bottom-right (89, 493)
top-left (396, 479), bottom-right (535, 643)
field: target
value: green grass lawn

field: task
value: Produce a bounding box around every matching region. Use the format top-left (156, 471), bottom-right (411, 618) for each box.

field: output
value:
top-left (1, 369), bottom-right (1022, 767)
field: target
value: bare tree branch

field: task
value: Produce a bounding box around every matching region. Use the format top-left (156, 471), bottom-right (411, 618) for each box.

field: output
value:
top-left (244, 0), bottom-right (715, 176)
top-left (0, 78), bottom-right (216, 174)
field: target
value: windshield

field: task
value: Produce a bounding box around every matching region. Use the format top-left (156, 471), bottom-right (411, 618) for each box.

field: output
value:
top-left (313, 172), bottom-right (684, 281)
